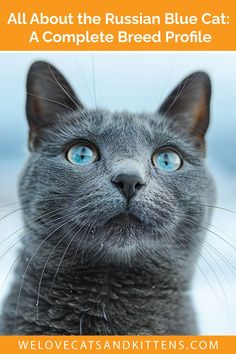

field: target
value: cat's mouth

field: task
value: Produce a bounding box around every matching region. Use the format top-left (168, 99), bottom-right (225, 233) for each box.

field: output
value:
top-left (106, 212), bottom-right (143, 227)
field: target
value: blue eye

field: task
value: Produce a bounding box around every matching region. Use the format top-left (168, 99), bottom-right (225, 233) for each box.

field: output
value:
top-left (67, 143), bottom-right (98, 165)
top-left (152, 149), bottom-right (182, 172)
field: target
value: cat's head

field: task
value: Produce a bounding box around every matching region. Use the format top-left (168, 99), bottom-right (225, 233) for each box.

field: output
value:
top-left (19, 61), bottom-right (215, 267)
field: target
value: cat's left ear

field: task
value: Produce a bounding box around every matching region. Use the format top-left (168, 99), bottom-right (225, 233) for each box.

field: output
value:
top-left (26, 61), bottom-right (84, 149)
top-left (158, 71), bottom-right (211, 146)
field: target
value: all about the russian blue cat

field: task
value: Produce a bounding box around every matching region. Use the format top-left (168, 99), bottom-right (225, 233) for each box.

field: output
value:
top-left (7, 11), bottom-right (230, 25)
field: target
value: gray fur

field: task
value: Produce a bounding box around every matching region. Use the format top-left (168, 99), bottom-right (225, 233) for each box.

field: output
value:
top-left (0, 62), bottom-right (215, 334)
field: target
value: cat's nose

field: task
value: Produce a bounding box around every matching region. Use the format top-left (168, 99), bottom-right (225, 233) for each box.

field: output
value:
top-left (112, 174), bottom-right (145, 200)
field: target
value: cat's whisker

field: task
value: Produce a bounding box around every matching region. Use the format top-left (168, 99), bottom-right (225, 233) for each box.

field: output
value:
top-left (47, 64), bottom-right (82, 112)
top-left (80, 218), bottom-right (101, 266)
top-left (173, 209), bottom-right (236, 252)
top-left (0, 217), bottom-right (63, 252)
top-left (172, 213), bottom-right (236, 278)
top-left (160, 225), bottom-right (178, 263)
top-left (166, 224), bottom-right (229, 312)
top-left (33, 209), bottom-right (96, 304)
top-left (185, 224), bottom-right (236, 288)
top-left (29, 68), bottom-right (90, 121)
top-left (163, 71), bottom-right (210, 135)
top-left (0, 214), bottom-right (76, 295)
top-left (0, 221), bottom-right (70, 290)
top-left (0, 203), bottom-right (72, 248)
top-left (89, 222), bottom-right (115, 263)
top-left (0, 201), bottom-right (19, 209)
top-left (0, 226), bottom-right (24, 247)
top-left (38, 214), bottom-right (96, 314)
top-left (201, 204), bottom-right (236, 214)
top-left (164, 226), bottom-right (218, 300)
top-left (0, 197), bottom-right (70, 229)
top-left (157, 55), bottom-right (178, 109)
top-left (46, 221), bottom-right (92, 302)
top-left (162, 74), bottom-right (189, 118)
top-left (168, 217), bottom-right (236, 300)
top-left (69, 217), bottom-right (96, 270)
top-left (205, 221), bottom-right (236, 246)
top-left (174, 216), bottom-right (236, 276)
top-left (199, 221), bottom-right (236, 252)
top-left (72, 54), bottom-right (94, 107)
top-left (0, 215), bottom-right (65, 261)
top-left (184, 237), bottom-right (230, 324)
top-left (174, 220), bottom-right (234, 326)
top-left (160, 229), bottom-right (173, 255)
top-left (0, 208), bottom-right (22, 222)
top-left (91, 55), bottom-right (97, 110)
top-left (27, 93), bottom-right (76, 113)
top-left (0, 244), bottom-right (28, 293)
top-left (36, 222), bottom-right (82, 320)
top-left (13, 213), bottom-right (83, 328)
top-left (212, 93), bottom-right (236, 106)
top-left (0, 234), bottom-right (26, 261)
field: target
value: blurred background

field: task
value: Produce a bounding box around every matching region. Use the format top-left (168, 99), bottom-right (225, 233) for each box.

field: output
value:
top-left (0, 52), bottom-right (235, 334)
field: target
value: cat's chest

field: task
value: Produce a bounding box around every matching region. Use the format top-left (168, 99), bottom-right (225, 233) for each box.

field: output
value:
top-left (22, 268), bottom-right (158, 334)
top-left (48, 269), bottom-right (156, 314)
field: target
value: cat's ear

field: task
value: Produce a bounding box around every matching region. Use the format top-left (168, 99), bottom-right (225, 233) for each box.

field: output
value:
top-left (158, 71), bottom-right (211, 145)
top-left (26, 61), bottom-right (83, 148)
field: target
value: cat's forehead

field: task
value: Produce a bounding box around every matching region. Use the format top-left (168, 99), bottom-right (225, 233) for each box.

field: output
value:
top-left (52, 108), bottom-right (186, 152)
top-left (70, 109), bottom-right (166, 138)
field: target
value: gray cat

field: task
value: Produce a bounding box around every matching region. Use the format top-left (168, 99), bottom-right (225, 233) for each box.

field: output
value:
top-left (0, 61), bottom-right (215, 334)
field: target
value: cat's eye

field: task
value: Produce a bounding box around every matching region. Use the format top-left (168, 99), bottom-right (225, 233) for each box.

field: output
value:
top-left (66, 143), bottom-right (98, 165)
top-left (152, 149), bottom-right (182, 172)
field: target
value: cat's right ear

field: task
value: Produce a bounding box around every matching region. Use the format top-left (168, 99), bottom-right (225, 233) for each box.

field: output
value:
top-left (26, 61), bottom-right (83, 150)
top-left (158, 71), bottom-right (211, 149)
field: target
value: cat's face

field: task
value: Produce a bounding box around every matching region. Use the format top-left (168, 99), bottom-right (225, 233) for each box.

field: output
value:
top-left (19, 62), bottom-right (215, 266)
